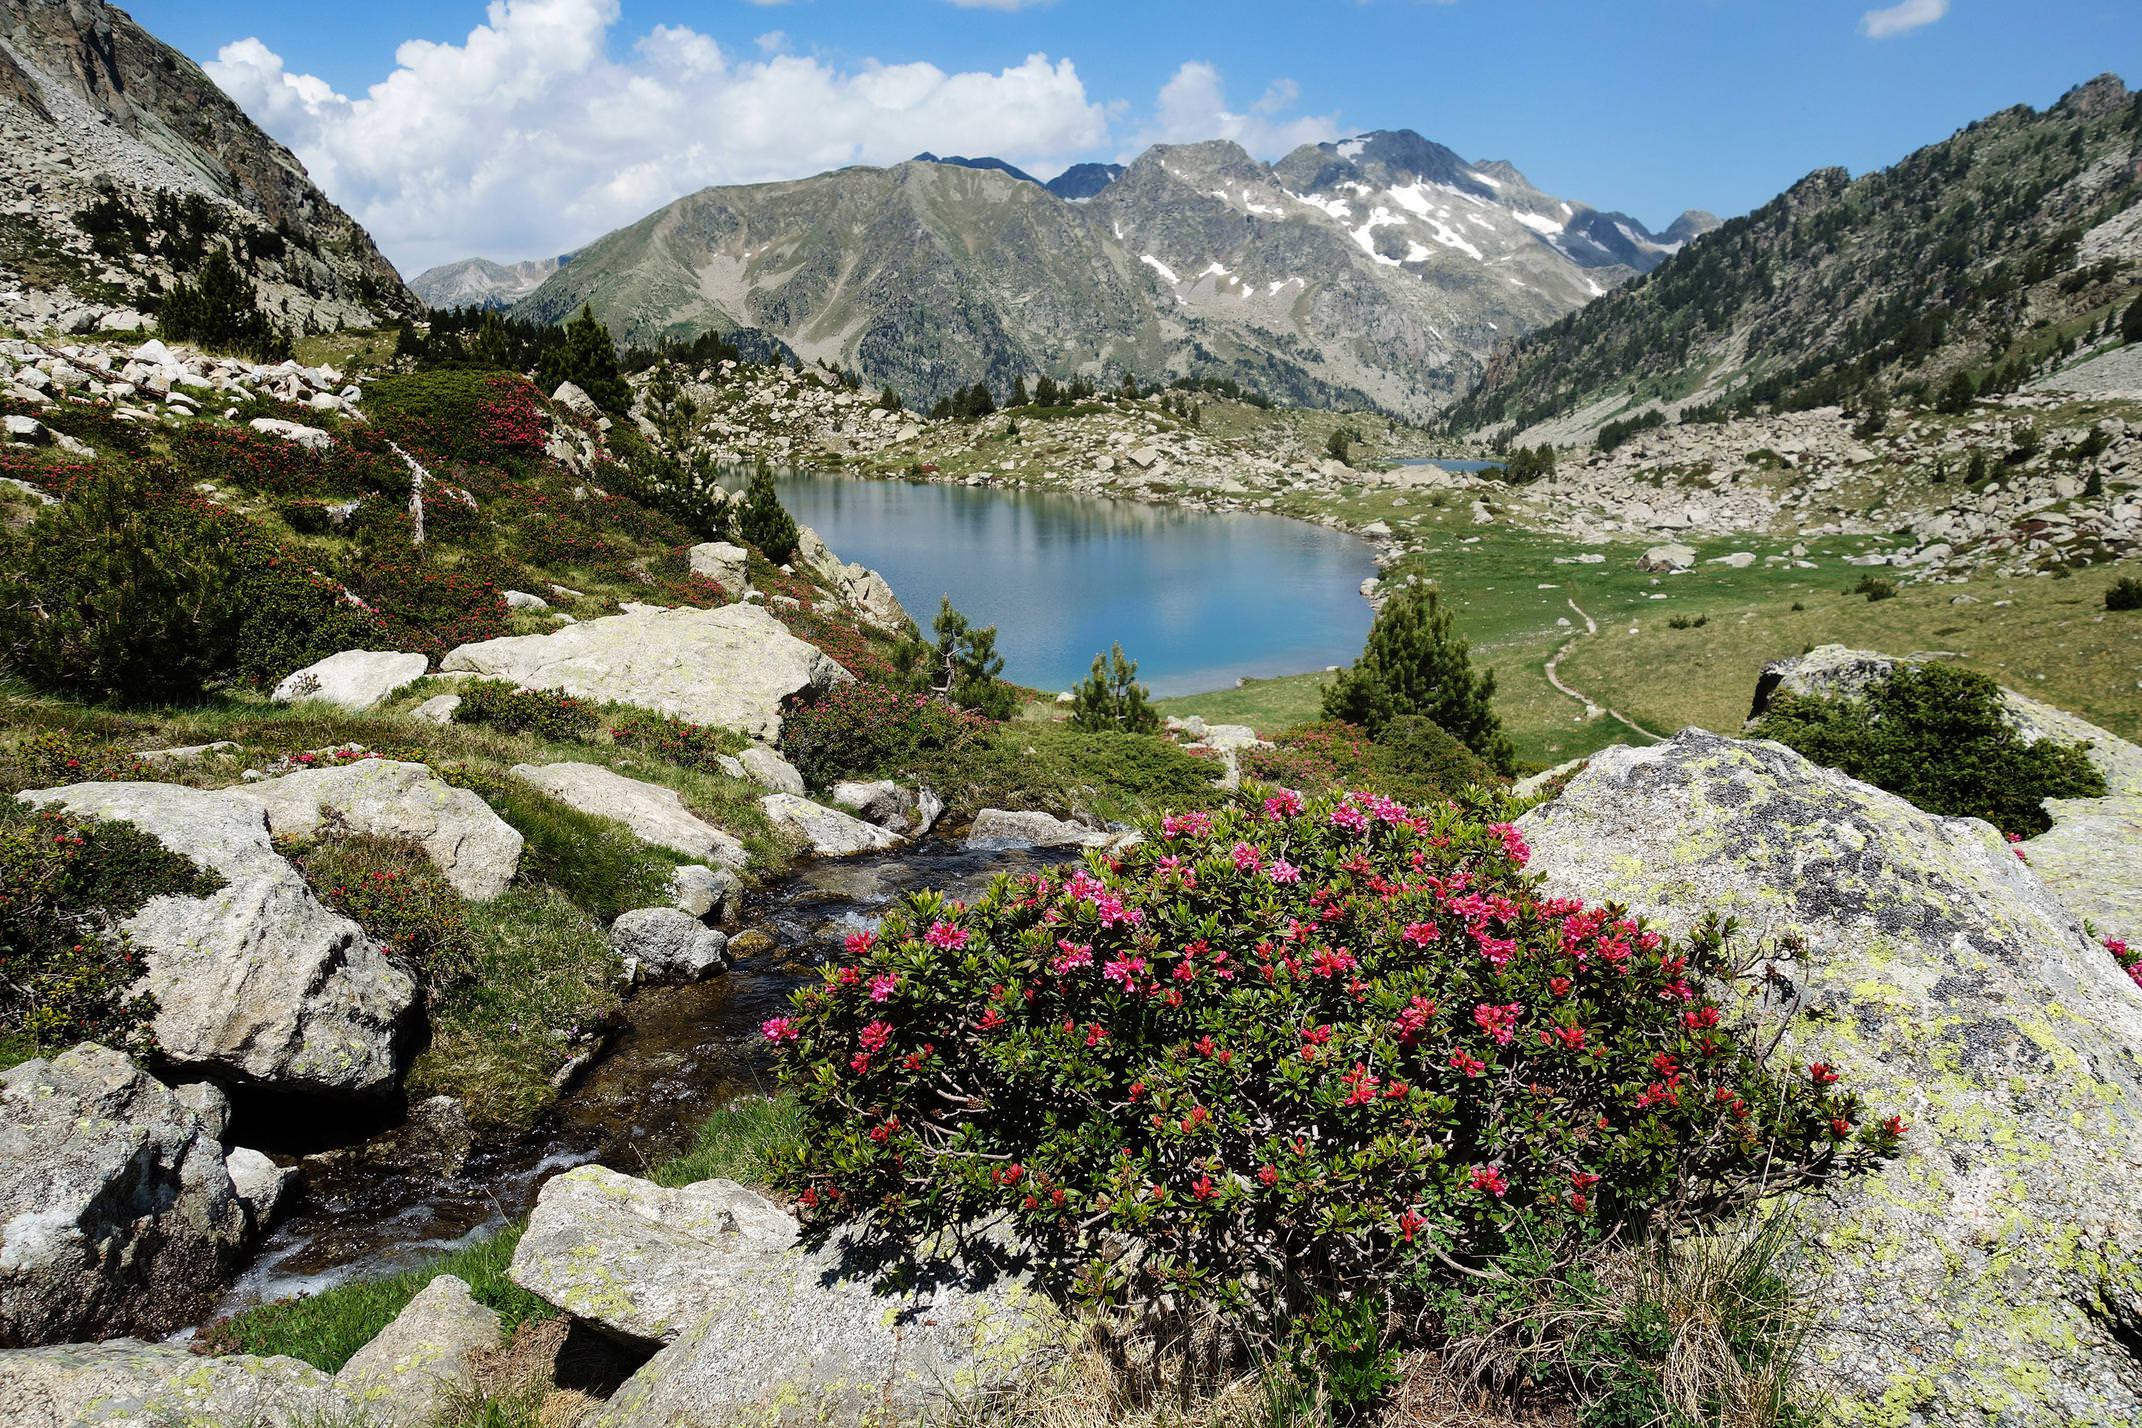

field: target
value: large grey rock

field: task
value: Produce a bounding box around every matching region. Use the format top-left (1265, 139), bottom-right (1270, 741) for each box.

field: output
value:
top-left (222, 1147), bottom-right (290, 1233)
top-left (441, 604), bottom-right (849, 743)
top-left (758, 793), bottom-right (902, 856)
top-left (15, 784), bottom-right (414, 1097)
top-left (1636, 541), bottom-right (1696, 572)
top-left (337, 1274), bottom-right (502, 1426)
top-left (509, 1166), bottom-right (796, 1347)
top-left (686, 540), bottom-right (750, 591)
top-left (0, 1046), bottom-right (251, 1347)
top-left (667, 863), bottom-right (742, 922)
top-left (509, 763), bottom-right (746, 867)
top-left (510, 1168), bottom-right (1060, 1428)
top-left (0, 1339), bottom-right (352, 1426)
top-left (2026, 795), bottom-right (2142, 948)
top-left (247, 417), bottom-right (332, 451)
top-left (796, 526), bottom-right (911, 635)
top-left (1518, 729), bottom-right (2142, 1425)
top-left (271, 650), bottom-right (429, 712)
top-left (611, 908), bottom-right (729, 982)
top-left (966, 808), bottom-right (1109, 850)
top-left (735, 746), bottom-right (805, 797)
top-left (234, 760), bottom-right (523, 901)
top-left (830, 781), bottom-right (943, 837)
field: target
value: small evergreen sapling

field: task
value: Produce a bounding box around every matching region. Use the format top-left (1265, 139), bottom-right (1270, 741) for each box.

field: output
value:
top-left (535, 304), bottom-right (630, 414)
top-left (736, 460), bottom-right (800, 564)
top-left (1323, 587), bottom-right (1516, 775)
top-left (1070, 643), bottom-right (1159, 733)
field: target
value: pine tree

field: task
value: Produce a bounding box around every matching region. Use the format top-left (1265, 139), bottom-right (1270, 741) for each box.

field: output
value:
top-left (157, 249), bottom-right (290, 360)
top-left (907, 597), bottom-right (1013, 718)
top-left (536, 304), bottom-right (630, 413)
top-left (1325, 429), bottom-right (1352, 466)
top-left (1010, 375), bottom-right (1030, 408)
top-left (1322, 587), bottom-right (1514, 774)
top-left (878, 387), bottom-right (903, 412)
top-left (2122, 293), bottom-right (2142, 346)
top-left (1070, 643), bottom-right (1158, 733)
top-left (736, 459), bottom-right (799, 564)
top-left (1034, 374), bottom-right (1061, 408)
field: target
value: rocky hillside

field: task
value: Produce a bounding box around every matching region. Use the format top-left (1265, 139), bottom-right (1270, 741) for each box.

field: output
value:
top-left (408, 256), bottom-right (564, 312)
top-left (1444, 75), bottom-right (2142, 444)
top-left (511, 131), bottom-right (1707, 419)
top-left (0, 0), bottom-right (416, 336)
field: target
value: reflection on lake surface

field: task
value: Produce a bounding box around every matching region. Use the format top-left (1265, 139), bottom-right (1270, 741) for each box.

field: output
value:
top-left (743, 470), bottom-right (1377, 697)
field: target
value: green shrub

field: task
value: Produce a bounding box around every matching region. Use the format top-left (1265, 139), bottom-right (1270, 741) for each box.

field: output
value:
top-left (1323, 587), bottom-right (1515, 775)
top-left (2106, 576), bottom-right (2142, 612)
top-left (289, 834), bottom-right (478, 996)
top-left (1750, 662), bottom-right (2105, 836)
top-left (533, 304), bottom-right (629, 415)
top-left (606, 707), bottom-right (751, 772)
top-left (0, 470), bottom-right (247, 705)
top-left (453, 681), bottom-right (601, 743)
top-left (767, 788), bottom-right (1896, 1402)
top-left (343, 555), bottom-right (509, 663)
top-left (735, 460), bottom-right (800, 565)
top-left (1371, 714), bottom-right (1499, 794)
top-left (0, 728), bottom-right (162, 795)
top-left (363, 372), bottom-right (549, 465)
top-left (230, 541), bottom-right (388, 687)
top-left (919, 723), bottom-right (1223, 825)
top-left (1243, 719), bottom-right (1497, 809)
top-left (778, 680), bottom-right (992, 789)
top-left (1852, 575), bottom-right (1897, 602)
top-left (0, 803), bottom-right (223, 1065)
top-left (1070, 643), bottom-right (1160, 734)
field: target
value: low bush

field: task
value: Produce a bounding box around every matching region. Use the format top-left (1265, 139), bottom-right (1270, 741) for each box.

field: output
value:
top-left (2110, 937), bottom-right (2139, 989)
top-left (1241, 717), bottom-right (1496, 807)
top-left (0, 728), bottom-right (161, 795)
top-left (453, 681), bottom-right (601, 743)
top-left (288, 835), bottom-right (479, 998)
top-left (363, 372), bottom-right (549, 465)
top-left (0, 803), bottom-right (223, 1065)
top-left (778, 680), bottom-right (993, 789)
top-left (767, 787), bottom-right (1896, 1401)
top-left (230, 541), bottom-right (387, 687)
top-left (606, 707), bottom-right (751, 772)
top-left (2106, 576), bottom-right (2142, 612)
top-left (1750, 661), bottom-right (2105, 836)
top-left (0, 469), bottom-right (247, 705)
top-left (1852, 575), bottom-right (1897, 602)
top-left (344, 556), bottom-right (509, 664)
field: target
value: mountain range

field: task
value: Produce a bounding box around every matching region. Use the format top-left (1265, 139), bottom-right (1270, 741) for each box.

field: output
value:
top-left (0, 0), bottom-right (413, 331)
top-left (480, 130), bottom-right (1711, 417)
top-left (1444, 74), bottom-right (2142, 441)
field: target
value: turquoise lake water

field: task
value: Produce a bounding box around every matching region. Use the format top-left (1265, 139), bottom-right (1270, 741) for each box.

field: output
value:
top-left (746, 471), bottom-right (1377, 697)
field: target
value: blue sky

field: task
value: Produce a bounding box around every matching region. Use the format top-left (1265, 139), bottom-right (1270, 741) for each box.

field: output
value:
top-left (127, 0), bottom-right (2139, 274)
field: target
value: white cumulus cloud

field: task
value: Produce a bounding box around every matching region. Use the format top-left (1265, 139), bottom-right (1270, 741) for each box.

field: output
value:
top-left (207, 0), bottom-right (1110, 274)
top-left (1130, 61), bottom-right (1340, 159)
top-left (1860, 0), bottom-right (1949, 39)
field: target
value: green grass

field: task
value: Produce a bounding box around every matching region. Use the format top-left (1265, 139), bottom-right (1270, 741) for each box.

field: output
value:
top-left (211, 1095), bottom-right (803, 1373)
top-left (1156, 673), bottom-right (1333, 736)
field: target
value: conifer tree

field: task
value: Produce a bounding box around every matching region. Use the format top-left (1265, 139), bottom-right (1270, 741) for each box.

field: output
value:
top-left (1070, 643), bottom-right (1158, 733)
top-left (1323, 587), bottom-right (1514, 774)
top-left (157, 249), bottom-right (290, 360)
top-left (537, 303), bottom-right (630, 413)
top-left (1010, 375), bottom-right (1030, 407)
top-left (737, 459), bottom-right (800, 564)
top-left (905, 597), bottom-right (1014, 718)
top-left (1034, 374), bottom-right (1061, 407)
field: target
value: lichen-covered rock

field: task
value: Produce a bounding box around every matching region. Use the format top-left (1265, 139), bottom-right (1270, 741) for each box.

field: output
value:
top-left (336, 1274), bottom-right (502, 1426)
top-left (509, 762), bottom-right (746, 867)
top-left (795, 525), bottom-right (911, 636)
top-left (759, 793), bottom-right (902, 856)
top-left (0, 1046), bottom-right (252, 1347)
top-left (508, 1166), bottom-right (797, 1348)
top-left (830, 781), bottom-right (943, 837)
top-left (1518, 729), bottom-right (2142, 1426)
top-left (667, 863), bottom-right (742, 922)
top-left (505, 1167), bottom-right (1061, 1428)
top-left (441, 603), bottom-right (850, 742)
top-left (686, 540), bottom-right (750, 592)
top-left (736, 746), bottom-right (805, 797)
top-left (270, 650), bottom-right (429, 711)
top-left (233, 760), bottom-right (523, 901)
top-left (14, 784), bottom-right (414, 1097)
top-left (965, 808), bottom-right (1109, 851)
top-left (0, 1339), bottom-right (353, 1426)
top-left (611, 907), bottom-right (730, 982)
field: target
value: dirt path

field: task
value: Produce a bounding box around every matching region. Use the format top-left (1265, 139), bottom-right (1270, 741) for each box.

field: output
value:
top-left (1543, 598), bottom-right (1668, 742)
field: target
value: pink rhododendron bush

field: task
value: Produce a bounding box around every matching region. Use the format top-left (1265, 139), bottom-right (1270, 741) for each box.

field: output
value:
top-left (767, 785), bottom-right (1900, 1396)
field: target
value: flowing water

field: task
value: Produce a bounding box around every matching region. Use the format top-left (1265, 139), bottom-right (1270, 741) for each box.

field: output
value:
top-left (216, 842), bottom-right (1073, 1318)
top-left (737, 470), bottom-right (1377, 697)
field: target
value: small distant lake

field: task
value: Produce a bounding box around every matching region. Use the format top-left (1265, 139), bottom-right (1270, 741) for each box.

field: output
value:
top-left (735, 471), bottom-right (1376, 697)
top-left (1394, 457), bottom-right (1505, 474)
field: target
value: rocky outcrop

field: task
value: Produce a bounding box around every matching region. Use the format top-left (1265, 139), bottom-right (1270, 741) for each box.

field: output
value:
top-left (610, 907), bottom-right (729, 983)
top-left (734, 747), bottom-right (804, 797)
top-left (966, 808), bottom-right (1111, 850)
top-left (758, 793), bottom-right (902, 856)
top-left (442, 603), bottom-right (849, 743)
top-left (795, 526), bottom-right (912, 636)
top-left (686, 540), bottom-right (749, 592)
top-left (15, 784), bottom-right (414, 1097)
top-left (269, 650), bottom-right (429, 711)
top-left (509, 763), bottom-right (746, 867)
top-left (509, 1166), bottom-right (1061, 1427)
top-left (830, 781), bottom-right (944, 838)
top-left (1749, 644), bottom-right (2142, 948)
top-left (0, 1045), bottom-right (253, 1347)
top-left (337, 1274), bottom-right (502, 1427)
top-left (1518, 729), bottom-right (2142, 1426)
top-left (0, 1339), bottom-right (352, 1427)
top-left (234, 759), bottom-right (523, 901)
